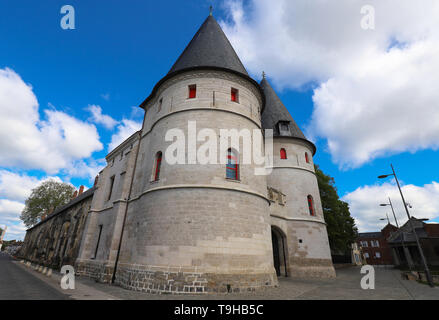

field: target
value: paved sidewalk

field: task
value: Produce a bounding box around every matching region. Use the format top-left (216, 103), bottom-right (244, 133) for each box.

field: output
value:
top-left (74, 266), bottom-right (439, 300)
top-left (12, 259), bottom-right (119, 300)
top-left (9, 258), bottom-right (439, 300)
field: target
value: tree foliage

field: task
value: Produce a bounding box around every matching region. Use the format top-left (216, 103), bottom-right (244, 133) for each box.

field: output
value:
top-left (20, 180), bottom-right (75, 228)
top-left (315, 165), bottom-right (358, 254)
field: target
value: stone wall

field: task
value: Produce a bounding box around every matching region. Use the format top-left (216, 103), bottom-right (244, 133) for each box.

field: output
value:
top-left (19, 188), bottom-right (94, 270)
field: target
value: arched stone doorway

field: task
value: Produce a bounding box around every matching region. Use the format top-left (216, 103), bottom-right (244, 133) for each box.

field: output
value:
top-left (271, 226), bottom-right (288, 277)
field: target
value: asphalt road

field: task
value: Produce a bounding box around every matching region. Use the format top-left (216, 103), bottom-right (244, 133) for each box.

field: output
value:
top-left (0, 252), bottom-right (68, 300)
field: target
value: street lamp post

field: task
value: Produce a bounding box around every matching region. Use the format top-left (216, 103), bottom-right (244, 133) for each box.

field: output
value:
top-left (378, 164), bottom-right (434, 287)
top-left (380, 197), bottom-right (411, 271)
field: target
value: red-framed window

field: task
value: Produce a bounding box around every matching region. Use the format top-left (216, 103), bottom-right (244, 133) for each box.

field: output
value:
top-left (307, 195), bottom-right (315, 216)
top-left (154, 151), bottom-right (162, 181)
top-left (231, 88), bottom-right (239, 102)
top-left (280, 148), bottom-right (287, 159)
top-left (188, 84), bottom-right (196, 99)
top-left (226, 148), bottom-right (239, 180)
top-left (305, 152), bottom-right (310, 163)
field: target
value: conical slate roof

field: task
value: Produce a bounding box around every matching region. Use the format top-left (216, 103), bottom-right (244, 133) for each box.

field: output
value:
top-left (168, 15), bottom-right (249, 76)
top-left (260, 77), bottom-right (307, 139)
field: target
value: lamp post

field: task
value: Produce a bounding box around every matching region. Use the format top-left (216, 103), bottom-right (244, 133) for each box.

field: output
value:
top-left (378, 164), bottom-right (434, 287)
top-left (380, 197), bottom-right (411, 271)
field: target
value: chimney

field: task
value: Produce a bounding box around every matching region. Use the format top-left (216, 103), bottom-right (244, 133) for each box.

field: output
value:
top-left (72, 190), bottom-right (78, 199)
top-left (78, 185), bottom-right (84, 195)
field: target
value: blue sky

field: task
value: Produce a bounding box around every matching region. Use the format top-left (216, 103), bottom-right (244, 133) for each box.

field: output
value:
top-left (1, 0), bottom-right (438, 240)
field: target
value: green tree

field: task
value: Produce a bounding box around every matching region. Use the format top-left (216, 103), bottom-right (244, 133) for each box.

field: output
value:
top-left (315, 165), bottom-right (358, 254)
top-left (20, 180), bottom-right (75, 228)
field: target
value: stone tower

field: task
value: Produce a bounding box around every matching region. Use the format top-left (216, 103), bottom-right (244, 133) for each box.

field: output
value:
top-left (261, 77), bottom-right (335, 278)
top-left (113, 15), bottom-right (276, 293)
top-left (75, 14), bottom-right (335, 294)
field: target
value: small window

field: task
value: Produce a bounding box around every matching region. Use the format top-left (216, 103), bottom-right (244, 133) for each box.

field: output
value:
top-left (226, 148), bottom-right (239, 180)
top-left (158, 98), bottom-right (163, 112)
top-left (153, 151), bottom-right (162, 181)
top-left (375, 252), bottom-right (381, 258)
top-left (307, 195), bottom-right (315, 216)
top-left (305, 152), bottom-right (310, 164)
top-left (361, 241), bottom-right (368, 248)
top-left (93, 225), bottom-right (103, 259)
top-left (188, 85), bottom-right (196, 99)
top-left (364, 252), bottom-right (370, 259)
top-left (107, 175), bottom-right (115, 201)
top-left (280, 148), bottom-right (287, 159)
top-left (231, 88), bottom-right (239, 103)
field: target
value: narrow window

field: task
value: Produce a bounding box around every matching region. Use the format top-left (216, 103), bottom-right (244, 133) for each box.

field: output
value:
top-left (107, 175), bottom-right (115, 201)
top-left (231, 88), bottom-right (239, 103)
top-left (305, 152), bottom-right (310, 163)
top-left (364, 252), bottom-right (370, 259)
top-left (226, 148), bottom-right (239, 180)
top-left (158, 98), bottom-right (163, 112)
top-left (280, 148), bottom-right (287, 159)
top-left (153, 151), bottom-right (162, 181)
top-left (93, 225), bottom-right (103, 259)
top-left (307, 195), bottom-right (315, 216)
top-left (188, 84), bottom-right (196, 99)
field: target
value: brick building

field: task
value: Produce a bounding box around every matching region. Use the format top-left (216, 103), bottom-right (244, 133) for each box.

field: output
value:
top-left (358, 224), bottom-right (398, 265)
top-left (388, 218), bottom-right (439, 268)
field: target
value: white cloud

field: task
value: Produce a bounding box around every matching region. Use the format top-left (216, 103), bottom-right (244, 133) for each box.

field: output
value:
top-left (221, 0), bottom-right (439, 168)
top-left (86, 104), bottom-right (118, 129)
top-left (0, 68), bottom-right (103, 174)
top-left (342, 181), bottom-right (439, 232)
top-left (108, 119), bottom-right (141, 152)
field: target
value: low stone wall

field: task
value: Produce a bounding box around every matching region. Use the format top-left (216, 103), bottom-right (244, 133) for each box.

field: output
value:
top-left (113, 264), bottom-right (278, 294)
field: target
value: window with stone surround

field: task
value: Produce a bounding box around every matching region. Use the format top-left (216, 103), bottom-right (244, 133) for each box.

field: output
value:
top-left (231, 87), bottom-right (239, 103)
top-left (188, 84), bottom-right (196, 99)
top-left (107, 175), bottom-right (115, 201)
top-left (307, 195), bottom-right (315, 216)
top-left (305, 152), bottom-right (310, 164)
top-left (226, 148), bottom-right (239, 180)
top-left (153, 151), bottom-right (162, 181)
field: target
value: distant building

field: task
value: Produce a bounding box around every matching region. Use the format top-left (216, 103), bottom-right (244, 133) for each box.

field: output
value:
top-left (0, 226), bottom-right (6, 251)
top-left (357, 224), bottom-right (398, 266)
top-left (388, 218), bottom-right (439, 268)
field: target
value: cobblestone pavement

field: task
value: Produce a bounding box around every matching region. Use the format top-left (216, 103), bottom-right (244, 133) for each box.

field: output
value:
top-left (75, 266), bottom-right (439, 300)
top-left (0, 252), bottom-right (68, 300)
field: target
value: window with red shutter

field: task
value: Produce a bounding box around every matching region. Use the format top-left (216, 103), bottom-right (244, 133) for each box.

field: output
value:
top-left (280, 148), bottom-right (287, 159)
top-left (231, 88), bottom-right (239, 103)
top-left (307, 195), bottom-right (315, 216)
top-left (154, 151), bottom-right (162, 181)
top-left (188, 85), bottom-right (196, 99)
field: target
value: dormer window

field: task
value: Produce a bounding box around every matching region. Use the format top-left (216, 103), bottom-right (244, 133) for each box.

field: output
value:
top-left (278, 121), bottom-right (290, 136)
top-left (231, 88), bottom-right (239, 103)
top-left (188, 85), bottom-right (196, 99)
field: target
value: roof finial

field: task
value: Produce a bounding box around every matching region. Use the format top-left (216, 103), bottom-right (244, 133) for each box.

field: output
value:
top-left (262, 71), bottom-right (266, 79)
top-left (209, 5), bottom-right (213, 16)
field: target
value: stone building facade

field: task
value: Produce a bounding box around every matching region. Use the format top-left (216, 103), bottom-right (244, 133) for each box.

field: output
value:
top-left (19, 187), bottom-right (94, 269)
top-left (21, 14), bottom-right (335, 294)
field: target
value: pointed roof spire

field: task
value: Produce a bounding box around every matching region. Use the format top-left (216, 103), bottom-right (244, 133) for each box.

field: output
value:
top-left (209, 5), bottom-right (213, 16)
top-left (260, 77), bottom-right (316, 154)
top-left (168, 15), bottom-right (249, 76)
